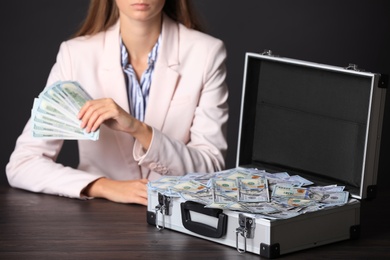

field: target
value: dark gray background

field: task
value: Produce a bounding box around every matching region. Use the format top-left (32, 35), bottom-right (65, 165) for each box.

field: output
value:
top-left (1, 0), bottom-right (389, 187)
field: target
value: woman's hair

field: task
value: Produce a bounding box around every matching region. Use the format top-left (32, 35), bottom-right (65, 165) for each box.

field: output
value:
top-left (73, 0), bottom-right (203, 37)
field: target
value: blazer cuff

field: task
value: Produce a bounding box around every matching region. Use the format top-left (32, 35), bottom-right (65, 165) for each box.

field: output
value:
top-left (133, 127), bottom-right (156, 162)
top-left (133, 128), bottom-right (170, 176)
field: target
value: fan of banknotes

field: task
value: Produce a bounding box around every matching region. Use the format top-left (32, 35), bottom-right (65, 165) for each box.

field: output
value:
top-left (31, 80), bottom-right (100, 141)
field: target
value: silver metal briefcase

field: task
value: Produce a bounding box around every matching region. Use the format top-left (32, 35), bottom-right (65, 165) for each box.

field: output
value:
top-left (147, 51), bottom-right (387, 258)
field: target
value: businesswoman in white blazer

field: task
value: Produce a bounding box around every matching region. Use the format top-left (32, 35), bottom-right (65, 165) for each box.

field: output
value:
top-left (6, 0), bottom-right (228, 205)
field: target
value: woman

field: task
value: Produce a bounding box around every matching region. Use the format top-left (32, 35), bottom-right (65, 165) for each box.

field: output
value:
top-left (6, 0), bottom-right (228, 206)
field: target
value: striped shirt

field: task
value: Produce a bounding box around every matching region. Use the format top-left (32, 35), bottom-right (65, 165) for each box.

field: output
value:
top-left (120, 36), bottom-right (160, 121)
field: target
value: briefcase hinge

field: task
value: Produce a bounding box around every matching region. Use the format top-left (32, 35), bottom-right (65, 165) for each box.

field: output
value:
top-left (235, 213), bottom-right (256, 253)
top-left (154, 193), bottom-right (172, 230)
top-left (261, 49), bottom-right (275, 56)
top-left (345, 63), bottom-right (361, 71)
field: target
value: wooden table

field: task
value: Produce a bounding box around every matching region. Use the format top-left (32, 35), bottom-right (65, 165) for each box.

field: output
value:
top-left (0, 184), bottom-right (389, 259)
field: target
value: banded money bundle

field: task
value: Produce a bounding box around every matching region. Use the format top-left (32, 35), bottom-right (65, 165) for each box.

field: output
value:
top-left (31, 81), bottom-right (99, 141)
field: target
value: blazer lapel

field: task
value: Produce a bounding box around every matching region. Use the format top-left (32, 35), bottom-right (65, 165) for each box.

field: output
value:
top-left (145, 14), bottom-right (180, 130)
top-left (145, 64), bottom-right (179, 130)
top-left (99, 21), bottom-right (130, 114)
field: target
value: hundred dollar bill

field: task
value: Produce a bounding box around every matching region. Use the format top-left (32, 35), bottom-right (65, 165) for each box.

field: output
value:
top-left (309, 185), bottom-right (345, 193)
top-left (34, 97), bottom-right (79, 125)
top-left (178, 173), bottom-right (213, 185)
top-left (225, 171), bottom-right (252, 180)
top-left (204, 201), bottom-right (230, 210)
top-left (213, 178), bottom-right (238, 191)
top-left (61, 81), bottom-right (93, 101)
top-left (179, 189), bottom-right (213, 204)
top-left (32, 103), bottom-right (79, 129)
top-left (299, 204), bottom-right (325, 214)
top-left (223, 168), bottom-right (266, 180)
top-left (213, 188), bottom-right (238, 203)
top-left (148, 176), bottom-right (179, 191)
top-left (170, 180), bottom-right (208, 193)
top-left (287, 175), bottom-right (314, 186)
top-left (286, 198), bottom-right (316, 207)
top-left (32, 132), bottom-right (87, 140)
top-left (238, 177), bottom-right (270, 202)
top-left (32, 121), bottom-right (85, 137)
top-left (272, 184), bottom-right (310, 198)
top-left (318, 191), bottom-right (349, 205)
top-left (240, 202), bottom-right (280, 214)
top-left (42, 86), bottom-right (78, 116)
top-left (212, 178), bottom-right (238, 202)
top-left (32, 120), bottom-right (85, 139)
top-left (32, 126), bottom-right (99, 141)
top-left (269, 172), bottom-right (290, 179)
top-left (149, 176), bottom-right (180, 186)
top-left (56, 81), bottom-right (92, 112)
top-left (226, 202), bottom-right (253, 212)
top-left (266, 177), bottom-right (302, 192)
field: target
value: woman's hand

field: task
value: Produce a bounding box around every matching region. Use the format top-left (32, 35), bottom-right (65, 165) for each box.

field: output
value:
top-left (78, 98), bottom-right (152, 150)
top-left (78, 98), bottom-right (136, 133)
top-left (83, 178), bottom-right (149, 205)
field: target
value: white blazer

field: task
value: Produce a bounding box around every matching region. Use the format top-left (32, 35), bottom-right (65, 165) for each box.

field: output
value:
top-left (6, 14), bottom-right (229, 199)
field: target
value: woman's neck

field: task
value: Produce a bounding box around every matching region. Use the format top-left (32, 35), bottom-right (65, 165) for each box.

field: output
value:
top-left (120, 15), bottom-right (162, 62)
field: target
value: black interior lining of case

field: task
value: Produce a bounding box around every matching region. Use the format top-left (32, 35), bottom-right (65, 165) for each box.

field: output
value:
top-left (243, 57), bottom-right (372, 189)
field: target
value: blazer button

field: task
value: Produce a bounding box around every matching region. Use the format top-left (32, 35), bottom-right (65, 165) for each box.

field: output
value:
top-left (149, 163), bottom-right (157, 170)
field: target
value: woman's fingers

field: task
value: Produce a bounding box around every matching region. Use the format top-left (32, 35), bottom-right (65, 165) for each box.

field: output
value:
top-left (78, 98), bottom-right (118, 132)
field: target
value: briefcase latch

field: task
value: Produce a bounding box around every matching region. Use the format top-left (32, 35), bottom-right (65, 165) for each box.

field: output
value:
top-left (235, 213), bottom-right (256, 253)
top-left (154, 193), bottom-right (172, 230)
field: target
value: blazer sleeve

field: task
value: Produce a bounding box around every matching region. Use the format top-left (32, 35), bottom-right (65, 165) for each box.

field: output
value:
top-left (133, 39), bottom-right (229, 179)
top-left (5, 42), bottom-right (105, 198)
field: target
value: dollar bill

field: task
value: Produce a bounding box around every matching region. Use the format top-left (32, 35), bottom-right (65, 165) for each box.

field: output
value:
top-left (272, 184), bottom-right (310, 198)
top-left (238, 177), bottom-right (270, 202)
top-left (286, 198), bottom-right (316, 207)
top-left (42, 86), bottom-right (79, 116)
top-left (213, 178), bottom-right (238, 191)
top-left (34, 97), bottom-right (79, 125)
top-left (179, 190), bottom-right (213, 204)
top-left (170, 180), bottom-right (208, 193)
top-left (241, 202), bottom-right (280, 214)
top-left (204, 201), bottom-right (230, 210)
top-left (317, 191), bottom-right (349, 205)
top-left (309, 185), bottom-right (345, 193)
top-left (213, 188), bottom-right (238, 203)
top-left (212, 178), bottom-right (238, 203)
top-left (56, 82), bottom-right (92, 112)
top-left (32, 121), bottom-right (85, 137)
top-left (32, 103), bottom-right (79, 129)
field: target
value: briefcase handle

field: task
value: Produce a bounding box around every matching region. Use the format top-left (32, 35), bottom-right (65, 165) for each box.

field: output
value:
top-left (180, 201), bottom-right (228, 238)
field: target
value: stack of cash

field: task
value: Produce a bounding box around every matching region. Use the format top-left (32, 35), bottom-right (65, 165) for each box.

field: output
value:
top-left (31, 81), bottom-right (99, 141)
top-left (148, 168), bottom-right (351, 220)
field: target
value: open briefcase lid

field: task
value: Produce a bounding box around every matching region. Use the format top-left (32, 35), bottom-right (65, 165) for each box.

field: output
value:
top-left (237, 51), bottom-right (387, 199)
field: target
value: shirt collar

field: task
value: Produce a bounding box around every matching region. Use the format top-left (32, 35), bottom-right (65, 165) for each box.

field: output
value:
top-left (120, 35), bottom-right (161, 68)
